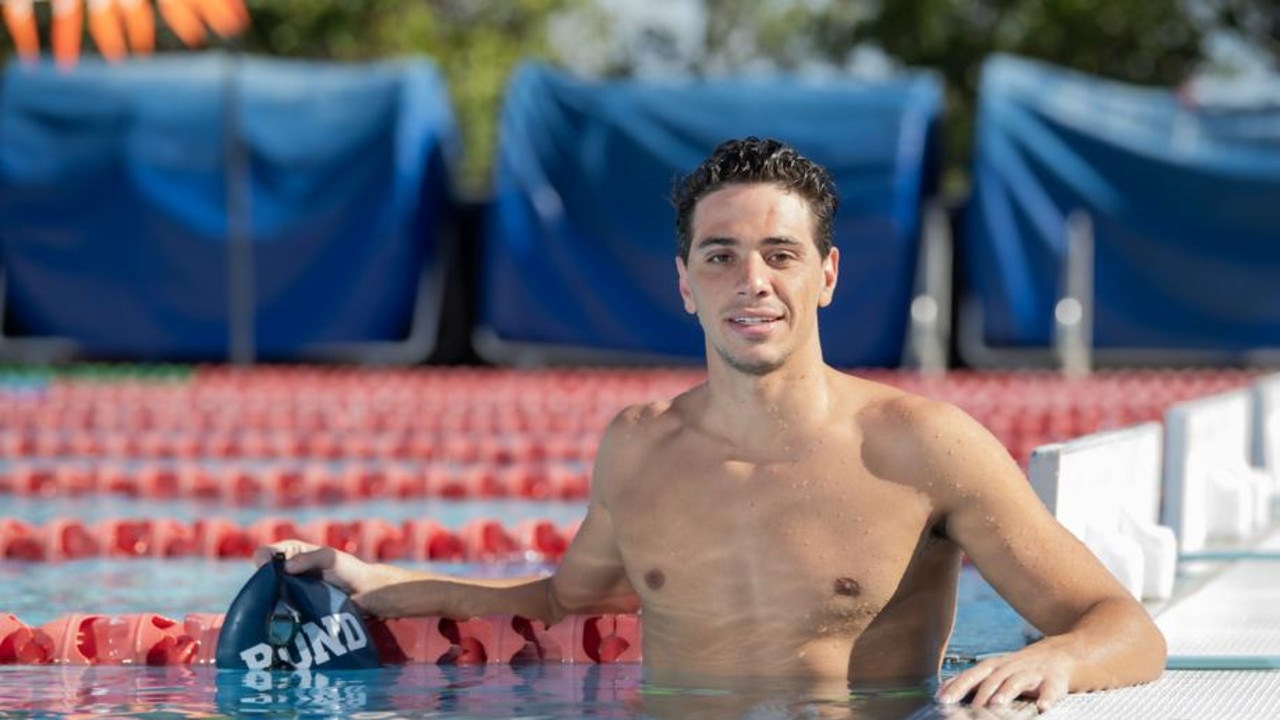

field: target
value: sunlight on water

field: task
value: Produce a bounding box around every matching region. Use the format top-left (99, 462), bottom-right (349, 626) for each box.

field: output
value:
top-left (0, 663), bottom-right (1039, 719)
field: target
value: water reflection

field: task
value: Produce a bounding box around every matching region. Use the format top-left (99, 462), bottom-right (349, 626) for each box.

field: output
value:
top-left (0, 663), bottom-right (1036, 719)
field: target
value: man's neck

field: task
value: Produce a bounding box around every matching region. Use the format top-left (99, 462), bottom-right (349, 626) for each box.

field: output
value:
top-left (701, 352), bottom-right (836, 444)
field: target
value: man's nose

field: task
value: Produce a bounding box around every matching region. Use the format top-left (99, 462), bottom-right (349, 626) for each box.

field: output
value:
top-left (737, 255), bottom-right (771, 296)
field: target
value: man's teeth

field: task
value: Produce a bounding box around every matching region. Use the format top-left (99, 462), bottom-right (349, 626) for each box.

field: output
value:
top-left (734, 317), bottom-right (773, 324)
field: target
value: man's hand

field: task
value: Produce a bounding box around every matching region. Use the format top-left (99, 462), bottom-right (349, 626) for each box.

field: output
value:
top-left (252, 540), bottom-right (412, 612)
top-left (936, 640), bottom-right (1074, 714)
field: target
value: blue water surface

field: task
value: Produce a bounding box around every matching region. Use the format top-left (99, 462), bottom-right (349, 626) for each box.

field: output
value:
top-left (0, 495), bottom-right (1037, 718)
top-left (0, 662), bottom-right (1042, 719)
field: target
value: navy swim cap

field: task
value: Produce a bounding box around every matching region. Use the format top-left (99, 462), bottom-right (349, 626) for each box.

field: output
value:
top-left (215, 553), bottom-right (381, 670)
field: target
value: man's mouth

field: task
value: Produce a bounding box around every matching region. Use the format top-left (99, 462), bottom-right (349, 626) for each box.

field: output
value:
top-left (727, 313), bottom-right (784, 330)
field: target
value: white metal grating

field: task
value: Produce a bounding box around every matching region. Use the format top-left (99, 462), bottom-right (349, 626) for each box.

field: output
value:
top-left (1158, 532), bottom-right (1280, 661)
top-left (1045, 670), bottom-right (1280, 720)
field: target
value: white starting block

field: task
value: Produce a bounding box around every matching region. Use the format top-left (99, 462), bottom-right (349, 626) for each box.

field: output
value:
top-left (1029, 423), bottom-right (1177, 601)
top-left (1164, 389), bottom-right (1274, 554)
top-left (1252, 373), bottom-right (1280, 495)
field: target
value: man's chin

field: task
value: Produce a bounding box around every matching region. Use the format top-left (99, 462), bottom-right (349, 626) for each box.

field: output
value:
top-left (714, 346), bottom-right (785, 376)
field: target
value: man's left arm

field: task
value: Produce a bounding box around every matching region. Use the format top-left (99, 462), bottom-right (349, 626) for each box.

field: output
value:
top-left (903, 400), bottom-right (1166, 712)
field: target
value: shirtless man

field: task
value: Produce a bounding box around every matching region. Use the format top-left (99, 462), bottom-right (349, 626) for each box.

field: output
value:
top-left (257, 137), bottom-right (1165, 713)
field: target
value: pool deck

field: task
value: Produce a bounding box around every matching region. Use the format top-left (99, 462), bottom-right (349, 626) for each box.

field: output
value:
top-left (1043, 528), bottom-right (1280, 719)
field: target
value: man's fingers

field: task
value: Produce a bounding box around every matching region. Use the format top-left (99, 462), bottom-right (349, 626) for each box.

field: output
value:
top-left (251, 540), bottom-right (322, 568)
top-left (986, 670), bottom-right (1039, 706)
top-left (1034, 675), bottom-right (1069, 713)
top-left (284, 546), bottom-right (339, 574)
top-left (937, 662), bottom-right (995, 704)
top-left (968, 669), bottom-right (1013, 708)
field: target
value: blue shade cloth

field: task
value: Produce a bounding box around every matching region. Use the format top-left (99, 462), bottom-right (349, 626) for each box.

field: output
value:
top-left (480, 63), bottom-right (943, 367)
top-left (0, 54), bottom-right (456, 360)
top-left (966, 54), bottom-right (1280, 351)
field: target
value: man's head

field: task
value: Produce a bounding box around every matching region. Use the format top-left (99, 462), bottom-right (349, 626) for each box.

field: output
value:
top-left (673, 137), bottom-right (838, 262)
top-left (673, 138), bottom-right (841, 376)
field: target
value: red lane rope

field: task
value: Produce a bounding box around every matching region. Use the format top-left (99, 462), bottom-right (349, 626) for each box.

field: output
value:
top-left (0, 430), bottom-right (601, 463)
top-left (0, 516), bottom-right (581, 562)
top-left (0, 611), bottom-right (641, 666)
top-left (2, 369), bottom-right (1256, 471)
top-left (0, 460), bottom-right (591, 502)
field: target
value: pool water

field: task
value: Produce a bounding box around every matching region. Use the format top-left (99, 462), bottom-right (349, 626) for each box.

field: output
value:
top-left (0, 661), bottom-right (1034, 719)
top-left (0, 556), bottom-right (1032, 718)
top-left (1, 493), bottom-right (1036, 718)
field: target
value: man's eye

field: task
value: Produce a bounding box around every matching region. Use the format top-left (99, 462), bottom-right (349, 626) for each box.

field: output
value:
top-left (707, 254), bottom-right (731, 264)
top-left (770, 253), bottom-right (796, 264)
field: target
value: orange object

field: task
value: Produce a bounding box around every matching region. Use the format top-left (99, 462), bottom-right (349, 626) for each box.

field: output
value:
top-left (515, 518), bottom-right (568, 559)
top-left (2, 0), bottom-right (39, 64)
top-left (51, 0), bottom-right (85, 70)
top-left (460, 518), bottom-right (519, 561)
top-left (157, 0), bottom-right (204, 47)
top-left (430, 618), bottom-right (491, 665)
top-left (87, 0), bottom-right (127, 62)
top-left (191, 0), bottom-right (246, 37)
top-left (119, 0), bottom-right (154, 54)
top-left (43, 519), bottom-right (100, 561)
top-left (40, 613), bottom-right (104, 664)
top-left (402, 519), bottom-right (464, 561)
top-left (498, 615), bottom-right (571, 664)
top-left (580, 615), bottom-right (642, 663)
top-left (192, 518), bottom-right (255, 558)
top-left (183, 613), bottom-right (223, 665)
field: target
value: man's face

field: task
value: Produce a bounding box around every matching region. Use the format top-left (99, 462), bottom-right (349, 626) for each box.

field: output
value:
top-left (676, 183), bottom-right (839, 375)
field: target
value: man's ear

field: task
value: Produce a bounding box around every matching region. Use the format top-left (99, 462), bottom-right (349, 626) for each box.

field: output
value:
top-left (676, 256), bottom-right (697, 314)
top-left (818, 246), bottom-right (839, 308)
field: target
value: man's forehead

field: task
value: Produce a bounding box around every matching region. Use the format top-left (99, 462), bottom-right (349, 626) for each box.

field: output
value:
top-left (690, 186), bottom-right (816, 245)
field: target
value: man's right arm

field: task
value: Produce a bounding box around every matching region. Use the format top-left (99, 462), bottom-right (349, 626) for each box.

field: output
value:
top-left (255, 410), bottom-right (642, 625)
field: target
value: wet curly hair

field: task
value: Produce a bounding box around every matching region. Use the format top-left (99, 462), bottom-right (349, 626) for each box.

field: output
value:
top-left (672, 137), bottom-right (838, 261)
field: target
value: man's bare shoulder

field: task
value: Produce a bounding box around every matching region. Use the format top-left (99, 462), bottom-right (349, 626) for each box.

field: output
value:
top-left (605, 383), bottom-right (705, 443)
top-left (844, 375), bottom-right (993, 487)
top-left (592, 384), bottom-right (707, 491)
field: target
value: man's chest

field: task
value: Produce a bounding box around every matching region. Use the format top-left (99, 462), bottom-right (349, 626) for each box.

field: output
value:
top-left (607, 449), bottom-right (937, 610)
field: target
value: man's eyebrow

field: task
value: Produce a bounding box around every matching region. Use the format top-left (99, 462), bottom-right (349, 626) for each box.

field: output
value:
top-left (693, 236), bottom-right (738, 249)
top-left (761, 236), bottom-right (802, 247)
top-left (693, 236), bottom-right (803, 249)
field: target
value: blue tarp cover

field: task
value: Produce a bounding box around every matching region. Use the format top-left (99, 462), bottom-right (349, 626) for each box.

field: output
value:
top-left (481, 63), bottom-right (943, 367)
top-left (967, 54), bottom-right (1280, 351)
top-left (0, 54), bottom-right (455, 360)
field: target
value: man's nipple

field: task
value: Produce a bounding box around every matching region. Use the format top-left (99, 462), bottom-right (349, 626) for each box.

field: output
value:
top-left (645, 569), bottom-right (666, 590)
top-left (833, 576), bottom-right (862, 597)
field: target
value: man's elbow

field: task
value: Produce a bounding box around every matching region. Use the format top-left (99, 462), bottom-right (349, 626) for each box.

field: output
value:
top-left (1136, 619), bottom-right (1168, 682)
top-left (546, 584), bottom-right (640, 625)
top-left (1108, 596), bottom-right (1167, 685)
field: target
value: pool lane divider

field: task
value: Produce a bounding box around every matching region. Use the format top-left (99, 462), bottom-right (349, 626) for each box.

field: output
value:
top-left (0, 612), bottom-right (641, 667)
top-left (0, 516), bottom-right (580, 562)
top-left (0, 460), bottom-right (593, 502)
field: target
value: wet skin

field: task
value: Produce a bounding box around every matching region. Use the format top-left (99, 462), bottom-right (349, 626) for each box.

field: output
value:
top-left (595, 378), bottom-right (964, 680)
top-left (264, 181), bottom-right (1165, 711)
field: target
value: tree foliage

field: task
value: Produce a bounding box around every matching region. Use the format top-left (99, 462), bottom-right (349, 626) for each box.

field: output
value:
top-left (2, 0), bottom-right (1276, 193)
top-left (559, 0), bottom-right (1276, 191)
top-left (234, 0), bottom-right (581, 194)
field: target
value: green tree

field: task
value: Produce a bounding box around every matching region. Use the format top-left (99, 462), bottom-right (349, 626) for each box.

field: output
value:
top-left (3, 0), bottom-right (1276, 193)
top-left (0, 0), bottom-right (579, 195)
top-left (236, 0), bottom-right (580, 195)
top-left (555, 0), bottom-right (1277, 192)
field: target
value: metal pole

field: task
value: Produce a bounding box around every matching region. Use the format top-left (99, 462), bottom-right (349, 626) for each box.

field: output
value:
top-left (224, 44), bottom-right (255, 365)
top-left (1056, 210), bottom-right (1094, 377)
